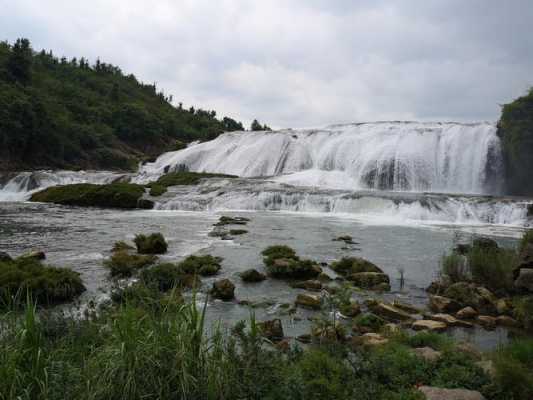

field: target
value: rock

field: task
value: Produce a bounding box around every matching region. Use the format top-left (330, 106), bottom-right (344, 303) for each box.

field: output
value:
top-left (333, 235), bottom-right (358, 244)
top-left (317, 272), bottom-right (333, 282)
top-left (348, 272), bottom-right (391, 291)
top-left (383, 323), bottom-right (400, 334)
top-left (371, 303), bottom-right (413, 321)
top-left (418, 386), bottom-right (486, 400)
top-left (0, 252), bottom-right (12, 262)
top-left (444, 283), bottom-right (498, 315)
top-left (352, 333), bottom-right (389, 347)
top-left (258, 319), bottom-right (284, 341)
top-left (515, 268), bottom-right (533, 292)
top-left (413, 347), bottom-right (442, 362)
top-left (412, 320), bottom-right (447, 332)
top-left (211, 279), bottom-right (235, 301)
top-left (340, 301), bottom-right (361, 317)
top-left (240, 269), bottom-right (266, 283)
top-left (429, 295), bottom-right (462, 313)
top-left (20, 250), bottom-right (46, 261)
top-left (426, 281), bottom-right (449, 295)
top-left (455, 342), bottom-right (482, 361)
top-left (330, 257), bottom-right (383, 275)
top-left (454, 243), bottom-right (472, 255)
top-left (275, 338), bottom-right (290, 352)
top-left (312, 325), bottom-right (346, 342)
top-left (296, 334), bottom-right (312, 344)
top-left (137, 199), bottom-right (155, 209)
top-left (391, 301), bottom-right (422, 314)
top-left (475, 360), bottom-right (496, 378)
top-left (473, 237), bottom-right (498, 251)
top-left (476, 315), bottom-right (497, 330)
top-left (429, 314), bottom-right (474, 328)
top-left (496, 315), bottom-right (519, 327)
top-left (295, 293), bottom-right (322, 310)
top-left (290, 280), bottom-right (322, 291)
top-left (495, 298), bottom-right (511, 315)
top-left (456, 306), bottom-right (478, 320)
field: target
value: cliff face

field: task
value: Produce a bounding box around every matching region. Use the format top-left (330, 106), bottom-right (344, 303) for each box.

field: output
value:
top-left (497, 88), bottom-right (533, 197)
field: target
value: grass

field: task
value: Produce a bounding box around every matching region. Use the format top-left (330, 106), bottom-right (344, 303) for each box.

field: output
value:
top-left (261, 245), bottom-right (298, 260)
top-left (140, 263), bottom-right (187, 291)
top-left (441, 252), bottom-right (469, 283)
top-left (104, 251), bottom-right (156, 277)
top-left (330, 257), bottom-right (382, 275)
top-left (134, 233), bottom-right (168, 254)
top-left (0, 257), bottom-right (85, 307)
top-left (155, 171), bottom-right (237, 188)
top-left (30, 183), bottom-right (148, 209)
top-left (177, 255), bottom-right (222, 276)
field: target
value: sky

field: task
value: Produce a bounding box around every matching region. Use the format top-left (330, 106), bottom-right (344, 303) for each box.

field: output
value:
top-left (1, 0), bottom-right (532, 128)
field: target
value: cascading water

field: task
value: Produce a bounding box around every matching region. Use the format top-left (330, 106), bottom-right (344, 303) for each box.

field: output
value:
top-left (136, 121), bottom-right (503, 195)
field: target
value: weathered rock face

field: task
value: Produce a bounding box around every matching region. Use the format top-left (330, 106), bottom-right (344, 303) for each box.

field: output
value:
top-left (444, 283), bottom-right (498, 315)
top-left (392, 301), bottom-right (422, 315)
top-left (429, 314), bottom-right (473, 328)
top-left (348, 272), bottom-right (391, 291)
top-left (331, 257), bottom-right (383, 275)
top-left (477, 315), bottom-right (497, 330)
top-left (0, 252), bottom-right (12, 262)
top-left (418, 386), bottom-right (486, 400)
top-left (371, 303), bottom-right (412, 321)
top-left (211, 279), bottom-right (235, 301)
top-left (429, 295), bottom-right (462, 313)
top-left (20, 250), bottom-right (46, 261)
top-left (496, 315), bottom-right (519, 327)
top-left (240, 269), bottom-right (267, 283)
top-left (295, 293), bottom-right (322, 309)
top-left (340, 301), bottom-right (361, 317)
top-left (352, 333), bottom-right (389, 347)
top-left (515, 268), bottom-right (533, 292)
top-left (412, 347), bottom-right (442, 363)
top-left (258, 319), bottom-right (284, 341)
top-left (456, 307), bottom-right (478, 320)
top-left (290, 280), bottom-right (322, 291)
top-left (412, 320), bottom-right (447, 332)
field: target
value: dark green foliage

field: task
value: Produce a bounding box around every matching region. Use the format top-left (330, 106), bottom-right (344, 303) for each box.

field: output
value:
top-left (261, 245), bottom-right (298, 260)
top-left (0, 257), bottom-right (85, 306)
top-left (331, 256), bottom-right (382, 275)
top-left (261, 245), bottom-right (321, 279)
top-left (250, 119), bottom-right (272, 131)
top-left (491, 339), bottom-right (533, 400)
top-left (229, 229), bottom-right (248, 235)
top-left (30, 183), bottom-right (147, 209)
top-left (441, 252), bottom-right (469, 283)
top-left (514, 295), bottom-right (533, 331)
top-left (148, 184), bottom-right (166, 196)
top-left (405, 331), bottom-right (453, 351)
top-left (214, 215), bottom-right (250, 226)
top-left (140, 263), bottom-right (183, 291)
top-left (498, 88), bottom-right (533, 196)
top-left (134, 233), bottom-right (168, 254)
top-left (155, 171), bottom-right (237, 187)
top-left (353, 313), bottom-right (386, 332)
top-left (177, 255), bottom-right (222, 276)
top-left (519, 229), bottom-right (533, 253)
top-left (103, 251), bottom-right (156, 277)
top-left (0, 38), bottom-right (244, 171)
top-left (111, 241), bottom-right (134, 252)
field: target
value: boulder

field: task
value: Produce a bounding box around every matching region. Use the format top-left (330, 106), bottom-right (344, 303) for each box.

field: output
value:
top-left (317, 272), bottom-right (333, 282)
top-left (495, 298), bottom-right (511, 315)
top-left (515, 268), bottom-right (533, 292)
top-left (20, 250), bottom-right (46, 261)
top-left (0, 252), bottom-right (12, 262)
top-left (413, 347), bottom-right (442, 362)
top-left (496, 315), bottom-right (519, 327)
top-left (295, 293), bottom-right (322, 310)
top-left (412, 320), bottom-right (447, 332)
top-left (418, 386), bottom-right (486, 400)
top-left (429, 313), bottom-right (474, 329)
top-left (211, 279), bottom-right (235, 301)
top-left (456, 306), bottom-right (478, 320)
top-left (455, 342), bottom-right (482, 361)
top-left (330, 257), bottom-right (383, 275)
top-left (348, 272), bottom-right (390, 291)
top-left (475, 360), bottom-right (496, 378)
top-left (392, 301), bottom-right (423, 315)
top-left (312, 324), bottom-right (346, 342)
top-left (371, 303), bottom-right (413, 321)
top-left (290, 280), bottom-right (322, 291)
top-left (426, 280), bottom-right (449, 295)
top-left (352, 332), bottom-right (389, 347)
top-left (240, 269), bottom-right (266, 283)
top-left (383, 323), bottom-right (400, 334)
top-left (258, 319), bottom-right (284, 341)
top-left (429, 295), bottom-right (462, 313)
top-left (340, 301), bottom-right (361, 317)
top-left (444, 283), bottom-right (498, 315)
top-left (476, 315), bottom-right (497, 330)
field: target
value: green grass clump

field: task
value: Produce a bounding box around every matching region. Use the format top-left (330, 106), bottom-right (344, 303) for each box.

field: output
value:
top-left (134, 233), bottom-right (168, 254)
top-left (353, 313), bottom-right (386, 332)
top-left (155, 171), bottom-right (237, 187)
top-left (331, 257), bottom-right (382, 275)
top-left (112, 241), bottom-right (134, 252)
top-left (0, 257), bottom-right (85, 307)
top-left (519, 229), bottom-right (533, 253)
top-left (177, 255), bottom-right (222, 276)
top-left (441, 252), bottom-right (469, 283)
top-left (261, 245), bottom-right (298, 260)
top-left (491, 339), bottom-right (533, 400)
top-left (148, 184), bottom-right (167, 197)
top-left (404, 331), bottom-right (454, 352)
top-left (104, 251), bottom-right (156, 277)
top-left (140, 263), bottom-right (184, 291)
top-left (467, 246), bottom-right (516, 293)
top-left (30, 183), bottom-right (148, 209)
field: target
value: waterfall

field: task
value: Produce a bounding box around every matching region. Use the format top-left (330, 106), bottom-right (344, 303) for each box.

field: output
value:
top-left (137, 121), bottom-right (503, 195)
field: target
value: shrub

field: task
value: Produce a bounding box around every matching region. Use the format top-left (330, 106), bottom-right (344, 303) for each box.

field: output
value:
top-left (467, 245), bottom-right (516, 293)
top-left (431, 351), bottom-right (489, 390)
top-left (514, 296), bottom-right (533, 331)
top-left (104, 251), bottom-right (156, 277)
top-left (404, 331), bottom-right (454, 352)
top-left (330, 257), bottom-right (382, 275)
top-left (519, 229), bottom-right (533, 253)
top-left (178, 255), bottom-right (222, 276)
top-left (441, 252), bottom-right (469, 283)
top-left (492, 339), bottom-right (533, 400)
top-left (148, 184), bottom-right (167, 197)
top-left (353, 313), bottom-right (385, 332)
top-left (134, 233), bottom-right (168, 254)
top-left (155, 171), bottom-right (237, 187)
top-left (261, 245), bottom-right (298, 261)
top-left (30, 183), bottom-right (148, 209)
top-left (0, 257), bottom-right (85, 306)
top-left (140, 263), bottom-right (183, 291)
top-left (111, 241), bottom-right (134, 252)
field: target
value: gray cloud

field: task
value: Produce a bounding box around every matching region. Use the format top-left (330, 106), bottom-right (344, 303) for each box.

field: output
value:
top-left (1, 0), bottom-right (532, 128)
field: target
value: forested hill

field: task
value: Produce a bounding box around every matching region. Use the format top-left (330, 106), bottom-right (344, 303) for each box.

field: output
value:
top-left (0, 38), bottom-right (245, 171)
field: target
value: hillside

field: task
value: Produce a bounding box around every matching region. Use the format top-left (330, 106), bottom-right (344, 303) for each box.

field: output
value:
top-left (498, 88), bottom-right (533, 196)
top-left (0, 38), bottom-right (244, 171)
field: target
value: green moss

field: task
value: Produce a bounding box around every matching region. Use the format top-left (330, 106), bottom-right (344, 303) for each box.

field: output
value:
top-left (112, 241), bottom-right (134, 252)
top-left (140, 263), bottom-right (184, 291)
top-left (491, 339), bottom-right (533, 400)
top-left (261, 245), bottom-right (298, 260)
top-left (331, 257), bottom-right (382, 275)
top-left (156, 171), bottom-right (237, 187)
top-left (353, 313), bottom-right (385, 332)
top-left (134, 233), bottom-right (168, 254)
top-left (229, 229), bottom-right (248, 235)
top-left (104, 251), bottom-right (156, 277)
top-left (0, 257), bottom-right (85, 306)
top-left (148, 184), bottom-right (167, 197)
top-left (30, 183), bottom-right (148, 209)
top-left (177, 255), bottom-right (222, 276)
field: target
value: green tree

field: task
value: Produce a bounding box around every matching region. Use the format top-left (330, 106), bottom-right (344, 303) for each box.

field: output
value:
top-left (7, 38), bottom-right (33, 85)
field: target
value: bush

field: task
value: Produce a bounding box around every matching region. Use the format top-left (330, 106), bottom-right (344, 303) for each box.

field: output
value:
top-left (404, 331), bottom-right (454, 351)
top-left (467, 245), bottom-right (516, 293)
top-left (30, 183), bottom-right (148, 209)
top-left (491, 339), bottom-right (533, 400)
top-left (0, 257), bottom-right (85, 306)
top-left (514, 296), bottom-right (533, 331)
top-left (177, 255), bottom-right (222, 276)
top-left (111, 241), bottom-right (134, 252)
top-left (140, 263), bottom-right (184, 291)
top-left (519, 229), bottom-right (533, 253)
top-left (104, 251), bottom-right (156, 277)
top-left (353, 313), bottom-right (385, 332)
top-left (148, 184), bottom-right (167, 197)
top-left (330, 257), bottom-right (382, 275)
top-left (134, 233), bottom-right (168, 254)
top-left (261, 245), bottom-right (298, 261)
top-left (441, 252), bottom-right (469, 283)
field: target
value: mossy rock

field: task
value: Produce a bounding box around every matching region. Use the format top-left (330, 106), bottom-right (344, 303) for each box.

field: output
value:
top-left (261, 245), bottom-right (298, 261)
top-left (444, 282), bottom-right (498, 314)
top-left (155, 171), bottom-right (237, 188)
top-left (104, 251), bottom-right (156, 277)
top-left (353, 313), bottom-right (386, 333)
top-left (266, 258), bottom-right (322, 280)
top-left (140, 263), bottom-right (185, 291)
top-left (178, 255), bottom-right (222, 276)
top-left (0, 257), bottom-right (86, 306)
top-left (134, 233), bottom-right (168, 255)
top-left (240, 269), bottom-right (266, 283)
top-left (30, 183), bottom-right (149, 209)
top-left (149, 184), bottom-right (167, 197)
top-left (331, 257), bottom-right (383, 276)
top-left (112, 241), bottom-right (135, 252)
top-left (229, 229), bottom-right (248, 235)
top-left (214, 216), bottom-right (250, 226)
top-left (347, 272), bottom-right (390, 291)
top-left (211, 279), bottom-right (235, 301)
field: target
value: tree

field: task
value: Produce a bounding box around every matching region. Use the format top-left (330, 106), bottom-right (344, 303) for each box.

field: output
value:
top-left (251, 119), bottom-right (271, 131)
top-left (7, 38), bottom-right (33, 85)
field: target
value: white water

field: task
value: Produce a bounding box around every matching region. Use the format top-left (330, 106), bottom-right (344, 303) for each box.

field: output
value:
top-left (136, 121), bottom-right (503, 194)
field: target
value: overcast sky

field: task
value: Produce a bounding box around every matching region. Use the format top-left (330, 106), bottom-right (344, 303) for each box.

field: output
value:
top-left (1, 0), bottom-right (532, 128)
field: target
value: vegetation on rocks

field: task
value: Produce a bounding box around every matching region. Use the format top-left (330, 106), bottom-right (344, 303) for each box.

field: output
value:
top-left (0, 38), bottom-right (245, 172)
top-left (262, 245), bottom-right (322, 280)
top-left (134, 233), bottom-right (168, 254)
top-left (177, 254), bottom-right (222, 276)
top-left (30, 182), bottom-right (150, 209)
top-left (0, 255), bottom-right (85, 306)
top-left (154, 171), bottom-right (237, 189)
top-left (104, 251), bottom-right (156, 277)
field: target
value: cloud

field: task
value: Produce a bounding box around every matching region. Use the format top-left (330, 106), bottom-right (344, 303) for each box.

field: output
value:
top-left (1, 0), bottom-right (532, 128)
